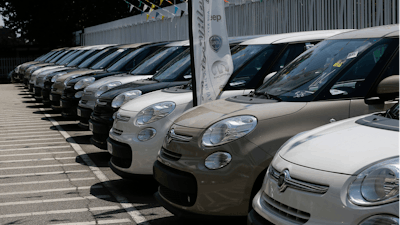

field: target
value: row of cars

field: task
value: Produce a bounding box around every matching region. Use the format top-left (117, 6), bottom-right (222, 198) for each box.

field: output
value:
top-left (12, 24), bottom-right (399, 224)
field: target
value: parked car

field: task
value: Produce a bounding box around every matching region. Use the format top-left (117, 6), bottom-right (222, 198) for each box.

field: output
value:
top-left (90, 35), bottom-right (266, 150)
top-left (152, 25), bottom-right (399, 218)
top-left (60, 40), bottom-right (189, 118)
top-left (49, 42), bottom-right (163, 110)
top-left (75, 40), bottom-right (195, 129)
top-left (106, 29), bottom-right (351, 179)
top-left (41, 45), bottom-right (119, 105)
top-left (26, 47), bottom-right (80, 92)
top-left (249, 102), bottom-right (399, 225)
top-left (18, 47), bottom-right (68, 85)
top-left (32, 45), bottom-right (114, 101)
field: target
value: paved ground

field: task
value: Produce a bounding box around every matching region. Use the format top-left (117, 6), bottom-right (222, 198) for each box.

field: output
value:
top-left (0, 83), bottom-right (234, 225)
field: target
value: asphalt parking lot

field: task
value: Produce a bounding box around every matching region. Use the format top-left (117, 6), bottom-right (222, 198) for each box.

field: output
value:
top-left (0, 83), bottom-right (234, 225)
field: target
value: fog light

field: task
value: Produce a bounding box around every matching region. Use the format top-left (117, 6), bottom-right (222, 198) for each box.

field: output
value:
top-left (137, 128), bottom-right (156, 141)
top-left (75, 91), bottom-right (83, 98)
top-left (205, 152), bottom-right (232, 170)
top-left (359, 215), bottom-right (399, 225)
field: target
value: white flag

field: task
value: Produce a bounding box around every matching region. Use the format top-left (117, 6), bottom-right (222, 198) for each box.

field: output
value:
top-left (189, 0), bottom-right (233, 106)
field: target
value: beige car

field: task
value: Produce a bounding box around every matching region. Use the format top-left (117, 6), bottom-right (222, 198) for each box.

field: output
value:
top-left (153, 25), bottom-right (399, 219)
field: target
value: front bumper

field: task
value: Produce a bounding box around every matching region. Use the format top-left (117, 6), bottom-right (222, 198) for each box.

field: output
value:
top-left (247, 209), bottom-right (273, 225)
top-left (33, 87), bottom-right (42, 100)
top-left (252, 158), bottom-right (400, 224)
top-left (49, 93), bottom-right (61, 109)
top-left (154, 128), bottom-right (271, 217)
top-left (77, 106), bottom-right (92, 128)
top-left (90, 118), bottom-right (113, 149)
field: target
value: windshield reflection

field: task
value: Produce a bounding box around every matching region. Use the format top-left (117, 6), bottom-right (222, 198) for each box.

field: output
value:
top-left (256, 38), bottom-right (379, 100)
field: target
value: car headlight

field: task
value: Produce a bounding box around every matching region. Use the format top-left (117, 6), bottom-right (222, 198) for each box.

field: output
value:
top-left (359, 215), bottom-right (399, 225)
top-left (134, 101), bottom-right (176, 126)
top-left (205, 152), bottom-right (232, 170)
top-left (75, 91), bottom-right (83, 98)
top-left (64, 75), bottom-right (80, 86)
top-left (202, 116), bottom-right (257, 147)
top-left (95, 81), bottom-right (122, 97)
top-left (348, 157), bottom-right (399, 206)
top-left (51, 72), bottom-right (68, 82)
top-left (111, 90), bottom-right (142, 108)
top-left (137, 128), bottom-right (157, 141)
top-left (75, 77), bottom-right (95, 90)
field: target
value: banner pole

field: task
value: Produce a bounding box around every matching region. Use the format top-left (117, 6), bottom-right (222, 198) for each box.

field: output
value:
top-left (187, 0), bottom-right (198, 107)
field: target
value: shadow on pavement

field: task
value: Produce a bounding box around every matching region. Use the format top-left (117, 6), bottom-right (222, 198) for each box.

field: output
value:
top-left (41, 116), bottom-right (77, 122)
top-left (67, 135), bottom-right (92, 145)
top-left (50, 123), bottom-right (85, 131)
top-left (76, 152), bottom-right (111, 168)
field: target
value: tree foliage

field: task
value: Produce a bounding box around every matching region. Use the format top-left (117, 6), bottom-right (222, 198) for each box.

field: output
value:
top-left (0, 0), bottom-right (152, 47)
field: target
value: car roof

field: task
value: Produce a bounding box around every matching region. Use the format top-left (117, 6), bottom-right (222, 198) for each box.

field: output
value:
top-left (166, 40), bottom-right (189, 47)
top-left (329, 24), bottom-right (399, 39)
top-left (240, 29), bottom-right (353, 45)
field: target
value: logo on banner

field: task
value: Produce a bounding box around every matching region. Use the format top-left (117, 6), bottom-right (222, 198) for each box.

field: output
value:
top-left (209, 35), bottom-right (223, 53)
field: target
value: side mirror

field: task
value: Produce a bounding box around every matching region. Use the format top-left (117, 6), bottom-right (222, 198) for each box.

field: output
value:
top-left (263, 71), bottom-right (277, 84)
top-left (184, 75), bottom-right (192, 79)
top-left (230, 80), bottom-right (246, 87)
top-left (376, 75), bottom-right (399, 95)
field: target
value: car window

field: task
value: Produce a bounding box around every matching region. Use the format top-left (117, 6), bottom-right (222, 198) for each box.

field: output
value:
top-left (78, 48), bottom-right (116, 69)
top-left (67, 49), bottom-right (98, 67)
top-left (90, 49), bottom-right (130, 70)
top-left (379, 52), bottom-right (399, 80)
top-left (270, 43), bottom-right (310, 72)
top-left (326, 42), bottom-right (390, 99)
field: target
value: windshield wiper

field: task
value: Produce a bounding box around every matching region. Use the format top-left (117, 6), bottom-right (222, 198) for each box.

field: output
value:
top-left (263, 92), bottom-right (282, 101)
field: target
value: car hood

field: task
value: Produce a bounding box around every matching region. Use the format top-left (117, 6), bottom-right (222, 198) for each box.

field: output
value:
top-left (57, 69), bottom-right (102, 82)
top-left (277, 115), bottom-right (399, 175)
top-left (173, 97), bottom-right (306, 129)
top-left (33, 65), bottom-right (65, 76)
top-left (84, 74), bottom-right (153, 92)
top-left (120, 88), bottom-right (194, 112)
top-left (99, 81), bottom-right (188, 101)
top-left (37, 66), bottom-right (71, 78)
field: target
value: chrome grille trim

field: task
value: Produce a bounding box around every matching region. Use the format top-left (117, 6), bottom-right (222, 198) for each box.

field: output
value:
top-left (113, 128), bottom-right (123, 136)
top-left (96, 99), bottom-right (107, 106)
top-left (169, 128), bottom-right (192, 142)
top-left (261, 192), bottom-right (309, 224)
top-left (269, 166), bottom-right (329, 194)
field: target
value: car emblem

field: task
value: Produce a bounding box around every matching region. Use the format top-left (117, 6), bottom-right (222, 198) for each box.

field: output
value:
top-left (209, 35), bottom-right (223, 53)
top-left (277, 170), bottom-right (290, 192)
top-left (166, 128), bottom-right (174, 144)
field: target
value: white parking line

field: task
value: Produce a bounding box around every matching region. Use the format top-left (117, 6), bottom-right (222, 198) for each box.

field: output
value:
top-left (38, 106), bottom-right (150, 225)
top-left (0, 169), bottom-right (90, 178)
top-left (0, 141), bottom-right (67, 147)
top-left (0, 127), bottom-right (53, 132)
top-left (0, 151), bottom-right (75, 157)
top-left (0, 185), bottom-right (102, 196)
top-left (0, 177), bottom-right (95, 186)
top-left (0, 136), bottom-right (63, 142)
top-left (0, 195), bottom-right (110, 206)
top-left (0, 124), bottom-right (51, 128)
top-left (0, 134), bottom-right (60, 139)
top-left (0, 121), bottom-right (50, 125)
top-left (50, 219), bottom-right (132, 225)
top-left (0, 163), bottom-right (80, 170)
top-left (0, 118), bottom-right (45, 122)
top-left (0, 145), bottom-right (70, 152)
top-left (0, 156), bottom-right (76, 164)
top-left (0, 205), bottom-right (119, 219)
top-left (0, 131), bottom-right (59, 136)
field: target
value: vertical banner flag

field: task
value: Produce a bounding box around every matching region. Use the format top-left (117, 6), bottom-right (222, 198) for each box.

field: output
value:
top-left (188, 0), bottom-right (233, 106)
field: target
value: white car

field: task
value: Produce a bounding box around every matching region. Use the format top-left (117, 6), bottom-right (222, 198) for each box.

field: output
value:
top-left (76, 40), bottom-right (190, 127)
top-left (107, 29), bottom-right (352, 179)
top-left (249, 103), bottom-right (399, 225)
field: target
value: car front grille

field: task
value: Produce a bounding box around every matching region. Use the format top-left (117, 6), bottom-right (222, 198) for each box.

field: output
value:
top-left (160, 147), bottom-right (182, 161)
top-left (113, 128), bottom-right (123, 136)
top-left (159, 184), bottom-right (196, 207)
top-left (261, 192), bottom-right (310, 224)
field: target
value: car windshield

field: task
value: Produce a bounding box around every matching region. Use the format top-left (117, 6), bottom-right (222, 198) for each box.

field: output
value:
top-left (67, 49), bottom-right (97, 67)
top-left (90, 48), bottom-right (129, 70)
top-left (58, 50), bottom-right (83, 65)
top-left (231, 45), bottom-right (271, 71)
top-left (45, 51), bottom-right (64, 62)
top-left (50, 51), bottom-right (72, 63)
top-left (107, 48), bottom-right (145, 72)
top-left (256, 38), bottom-right (383, 101)
top-left (152, 50), bottom-right (191, 82)
top-left (77, 48), bottom-right (113, 68)
top-left (130, 46), bottom-right (187, 75)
